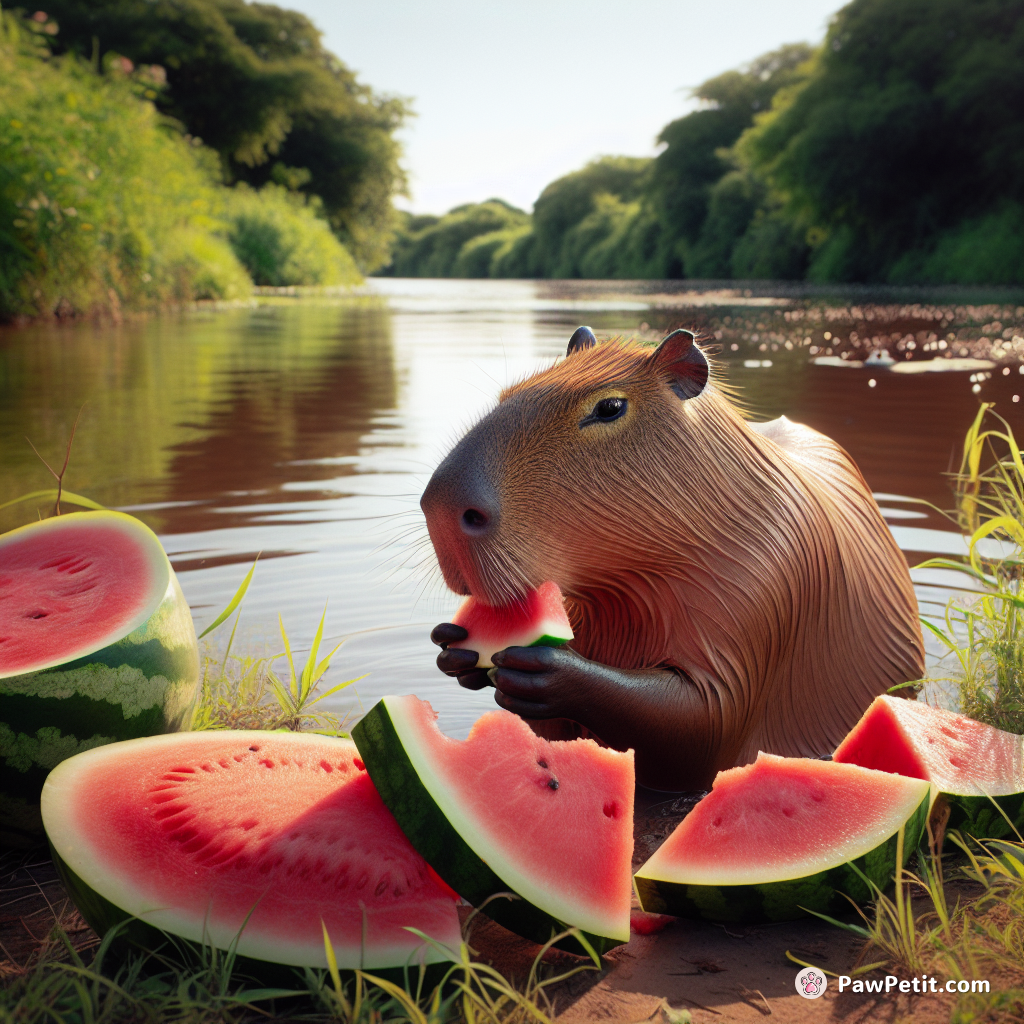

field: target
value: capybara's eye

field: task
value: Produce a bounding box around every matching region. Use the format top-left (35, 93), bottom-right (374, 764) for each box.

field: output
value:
top-left (593, 397), bottom-right (626, 421)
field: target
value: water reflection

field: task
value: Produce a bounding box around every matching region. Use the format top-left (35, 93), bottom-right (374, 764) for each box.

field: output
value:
top-left (0, 280), bottom-right (1021, 735)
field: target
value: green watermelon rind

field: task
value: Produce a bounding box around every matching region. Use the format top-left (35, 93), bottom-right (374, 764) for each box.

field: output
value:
top-left (527, 634), bottom-right (572, 649)
top-left (634, 786), bottom-right (932, 923)
top-left (49, 841), bottom-right (455, 988)
top-left (945, 792), bottom-right (1024, 842)
top-left (0, 514), bottom-right (200, 848)
top-left (352, 698), bottom-right (621, 957)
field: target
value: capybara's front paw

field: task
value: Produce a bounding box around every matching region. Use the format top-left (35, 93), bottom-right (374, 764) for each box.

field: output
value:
top-left (430, 622), bottom-right (492, 690)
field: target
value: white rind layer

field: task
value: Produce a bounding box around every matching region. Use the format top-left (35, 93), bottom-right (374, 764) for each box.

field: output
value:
top-left (384, 694), bottom-right (629, 942)
top-left (451, 616), bottom-right (574, 668)
top-left (41, 731), bottom-right (460, 968)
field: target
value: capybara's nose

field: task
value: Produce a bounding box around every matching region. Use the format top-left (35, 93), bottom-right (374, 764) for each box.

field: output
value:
top-left (460, 505), bottom-right (490, 536)
top-left (421, 455), bottom-right (499, 541)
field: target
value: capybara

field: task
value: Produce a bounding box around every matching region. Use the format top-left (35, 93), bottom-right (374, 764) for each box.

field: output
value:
top-left (423, 327), bottom-right (925, 790)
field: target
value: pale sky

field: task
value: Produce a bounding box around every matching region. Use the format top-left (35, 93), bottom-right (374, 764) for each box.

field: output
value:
top-left (282, 1), bottom-right (846, 215)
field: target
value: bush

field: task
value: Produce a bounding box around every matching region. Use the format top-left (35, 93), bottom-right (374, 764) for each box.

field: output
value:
top-left (224, 184), bottom-right (361, 287)
top-left (0, 13), bottom-right (252, 319)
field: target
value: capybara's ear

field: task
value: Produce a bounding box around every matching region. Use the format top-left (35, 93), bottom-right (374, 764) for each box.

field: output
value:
top-left (566, 326), bottom-right (597, 355)
top-left (650, 328), bottom-right (708, 400)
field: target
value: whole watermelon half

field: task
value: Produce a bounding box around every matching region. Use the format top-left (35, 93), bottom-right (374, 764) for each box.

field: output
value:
top-left (1, 511), bottom-right (199, 847)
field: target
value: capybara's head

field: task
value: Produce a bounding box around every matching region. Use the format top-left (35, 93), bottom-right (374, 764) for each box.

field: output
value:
top-left (421, 327), bottom-right (718, 608)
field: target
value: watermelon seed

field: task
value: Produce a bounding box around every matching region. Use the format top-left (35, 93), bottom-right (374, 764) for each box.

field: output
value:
top-left (260, 758), bottom-right (274, 768)
top-left (603, 801), bottom-right (619, 818)
top-left (941, 727), bottom-right (958, 739)
top-left (537, 759), bottom-right (548, 768)
top-left (353, 757), bottom-right (365, 771)
top-left (949, 755), bottom-right (965, 768)
top-left (320, 760), bottom-right (334, 772)
top-left (547, 778), bottom-right (559, 791)
top-left (25, 610), bottom-right (48, 618)
top-left (238, 818), bottom-right (258, 831)
top-left (713, 817), bottom-right (723, 827)
top-left (249, 745), bottom-right (260, 752)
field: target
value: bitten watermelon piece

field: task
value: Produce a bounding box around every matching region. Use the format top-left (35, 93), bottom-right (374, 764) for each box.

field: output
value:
top-left (634, 753), bottom-right (932, 923)
top-left (352, 695), bottom-right (633, 954)
top-left (834, 695), bottom-right (1024, 839)
top-left (1, 511), bottom-right (199, 848)
top-left (41, 731), bottom-right (462, 972)
top-left (447, 581), bottom-right (573, 668)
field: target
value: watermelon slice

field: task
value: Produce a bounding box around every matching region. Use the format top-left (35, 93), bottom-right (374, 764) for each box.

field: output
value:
top-left (447, 580), bottom-right (573, 668)
top-left (634, 752), bottom-right (932, 923)
top-left (1, 511), bottom-right (199, 848)
top-left (352, 695), bottom-right (633, 954)
top-left (41, 730), bottom-right (462, 972)
top-left (834, 696), bottom-right (1024, 840)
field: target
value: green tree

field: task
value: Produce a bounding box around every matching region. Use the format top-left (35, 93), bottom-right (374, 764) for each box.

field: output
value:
top-left (42, 0), bottom-right (408, 271)
top-left (739, 0), bottom-right (1024, 283)
top-left (645, 44), bottom-right (814, 277)
top-left (528, 157), bottom-right (650, 277)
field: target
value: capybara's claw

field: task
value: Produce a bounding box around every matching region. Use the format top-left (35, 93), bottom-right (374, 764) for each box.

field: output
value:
top-left (430, 622), bottom-right (469, 648)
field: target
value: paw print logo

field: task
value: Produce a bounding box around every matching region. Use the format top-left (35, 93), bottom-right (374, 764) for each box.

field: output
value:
top-left (795, 967), bottom-right (827, 999)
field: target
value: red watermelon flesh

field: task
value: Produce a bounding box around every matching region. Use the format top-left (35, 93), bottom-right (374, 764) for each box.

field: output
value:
top-left (0, 512), bottom-right (169, 676)
top-left (640, 752), bottom-right (931, 886)
top-left (367, 695), bottom-right (634, 942)
top-left (41, 731), bottom-right (462, 969)
top-left (833, 695), bottom-right (1024, 797)
top-left (448, 580), bottom-right (573, 668)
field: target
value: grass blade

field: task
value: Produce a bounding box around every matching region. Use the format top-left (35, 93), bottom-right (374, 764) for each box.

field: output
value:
top-left (0, 488), bottom-right (104, 512)
top-left (198, 556), bottom-right (259, 639)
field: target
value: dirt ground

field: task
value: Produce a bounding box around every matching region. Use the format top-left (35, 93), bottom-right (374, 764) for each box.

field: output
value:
top-left (459, 787), bottom-right (965, 1023)
top-left (467, 909), bottom-right (962, 1024)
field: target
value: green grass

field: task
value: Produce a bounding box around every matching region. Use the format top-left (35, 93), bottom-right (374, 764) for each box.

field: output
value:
top-left (796, 827), bottom-right (1024, 1022)
top-left (918, 405), bottom-right (1024, 734)
top-left (190, 560), bottom-right (359, 734)
top-left (0, 902), bottom-right (601, 1024)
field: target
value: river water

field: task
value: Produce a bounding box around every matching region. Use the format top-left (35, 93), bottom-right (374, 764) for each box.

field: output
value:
top-left (2, 279), bottom-right (1022, 736)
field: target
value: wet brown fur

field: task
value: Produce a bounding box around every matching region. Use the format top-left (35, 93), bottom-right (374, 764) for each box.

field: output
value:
top-left (426, 338), bottom-right (925, 775)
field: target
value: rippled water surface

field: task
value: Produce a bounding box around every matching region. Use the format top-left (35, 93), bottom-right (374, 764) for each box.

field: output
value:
top-left (2, 279), bottom-right (1022, 734)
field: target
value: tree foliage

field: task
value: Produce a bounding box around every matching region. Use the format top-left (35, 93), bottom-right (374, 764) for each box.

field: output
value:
top-left (42, 0), bottom-right (408, 270)
top-left (739, 0), bottom-right (1024, 283)
top-left (645, 43), bottom-right (814, 277)
top-left (384, 201), bottom-right (529, 278)
top-left (384, 0), bottom-right (1020, 285)
top-left (0, 8), bottom-right (359, 320)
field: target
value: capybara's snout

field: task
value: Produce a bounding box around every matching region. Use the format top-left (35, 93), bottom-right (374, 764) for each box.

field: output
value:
top-left (420, 435), bottom-right (502, 595)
